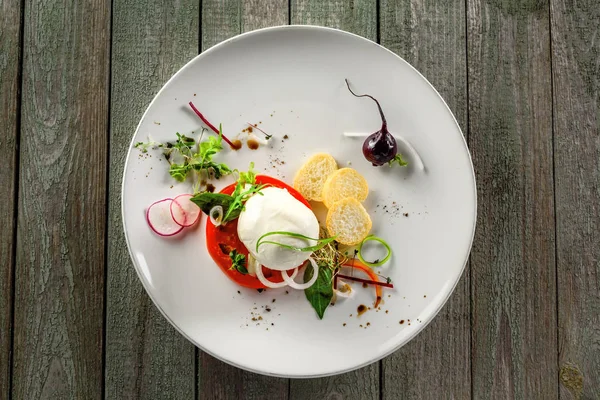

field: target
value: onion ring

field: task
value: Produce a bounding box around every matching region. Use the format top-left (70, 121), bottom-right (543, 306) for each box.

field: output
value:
top-left (255, 265), bottom-right (297, 289)
top-left (209, 205), bottom-right (223, 226)
top-left (281, 257), bottom-right (319, 290)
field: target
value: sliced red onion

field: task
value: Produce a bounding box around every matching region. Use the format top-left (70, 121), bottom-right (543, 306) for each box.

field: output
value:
top-left (170, 194), bottom-right (201, 227)
top-left (281, 257), bottom-right (318, 290)
top-left (146, 198), bottom-right (184, 236)
top-left (209, 205), bottom-right (223, 226)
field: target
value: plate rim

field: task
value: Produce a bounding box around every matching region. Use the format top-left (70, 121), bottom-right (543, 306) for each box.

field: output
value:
top-left (121, 24), bottom-right (478, 378)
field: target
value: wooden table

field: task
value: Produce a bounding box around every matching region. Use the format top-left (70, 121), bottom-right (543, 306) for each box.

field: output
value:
top-left (1, 0), bottom-right (598, 398)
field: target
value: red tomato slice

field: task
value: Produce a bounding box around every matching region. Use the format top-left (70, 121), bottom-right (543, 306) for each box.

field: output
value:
top-left (205, 175), bottom-right (311, 289)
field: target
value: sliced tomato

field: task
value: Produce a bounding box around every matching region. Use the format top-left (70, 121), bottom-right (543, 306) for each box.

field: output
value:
top-left (205, 175), bottom-right (310, 289)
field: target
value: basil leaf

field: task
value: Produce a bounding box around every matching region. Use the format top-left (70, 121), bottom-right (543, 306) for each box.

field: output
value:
top-left (304, 265), bottom-right (333, 319)
top-left (229, 250), bottom-right (248, 274)
top-left (190, 192), bottom-right (234, 216)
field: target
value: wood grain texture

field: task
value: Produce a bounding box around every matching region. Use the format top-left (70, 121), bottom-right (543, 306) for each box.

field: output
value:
top-left (467, 0), bottom-right (557, 398)
top-left (290, 0), bottom-right (376, 39)
top-left (288, 1), bottom-right (378, 397)
top-left (380, 0), bottom-right (470, 397)
top-left (199, 353), bottom-right (289, 400)
top-left (198, 1), bottom-right (290, 398)
top-left (105, 0), bottom-right (199, 398)
top-left (0, 0), bottom-right (22, 397)
top-left (550, 0), bottom-right (600, 398)
top-left (11, 0), bottom-right (110, 398)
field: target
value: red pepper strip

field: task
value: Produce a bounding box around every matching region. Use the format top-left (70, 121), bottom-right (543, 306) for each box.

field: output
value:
top-left (188, 102), bottom-right (235, 148)
top-left (340, 260), bottom-right (389, 308)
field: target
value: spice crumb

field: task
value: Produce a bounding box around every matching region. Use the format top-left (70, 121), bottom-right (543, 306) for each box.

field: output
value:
top-left (359, 324), bottom-right (363, 328)
top-left (237, 291), bottom-right (241, 294)
top-left (272, 299), bottom-right (276, 303)
top-left (283, 135), bottom-right (289, 139)
top-left (403, 213), bottom-right (409, 217)
top-left (400, 320), bottom-right (405, 324)
top-left (366, 322), bottom-right (371, 326)
top-left (343, 323), bottom-right (346, 327)
top-left (385, 310), bottom-right (389, 314)
top-left (265, 307), bottom-right (271, 312)
top-left (258, 316), bottom-right (263, 321)
top-left (271, 323), bottom-right (274, 326)
top-left (424, 295), bottom-right (427, 298)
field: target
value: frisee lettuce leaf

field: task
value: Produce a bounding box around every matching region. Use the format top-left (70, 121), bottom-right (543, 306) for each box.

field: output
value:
top-left (134, 127), bottom-right (231, 189)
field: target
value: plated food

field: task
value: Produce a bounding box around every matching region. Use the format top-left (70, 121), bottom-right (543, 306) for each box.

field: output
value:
top-left (123, 25), bottom-right (476, 378)
top-left (137, 93), bottom-right (406, 318)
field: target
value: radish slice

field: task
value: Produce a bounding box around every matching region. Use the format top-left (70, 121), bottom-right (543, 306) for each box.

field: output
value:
top-left (170, 194), bottom-right (201, 227)
top-left (147, 198), bottom-right (184, 236)
top-left (281, 257), bottom-right (319, 290)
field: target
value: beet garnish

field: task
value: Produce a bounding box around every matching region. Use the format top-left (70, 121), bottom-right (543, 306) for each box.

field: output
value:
top-left (188, 102), bottom-right (235, 148)
top-left (344, 79), bottom-right (403, 166)
top-left (335, 274), bottom-right (394, 289)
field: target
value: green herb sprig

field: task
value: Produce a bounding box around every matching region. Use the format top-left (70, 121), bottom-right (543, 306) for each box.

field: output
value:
top-left (256, 231), bottom-right (337, 253)
top-left (134, 125), bottom-right (232, 191)
top-left (190, 162), bottom-right (265, 223)
top-left (229, 250), bottom-right (248, 274)
top-left (389, 153), bottom-right (408, 167)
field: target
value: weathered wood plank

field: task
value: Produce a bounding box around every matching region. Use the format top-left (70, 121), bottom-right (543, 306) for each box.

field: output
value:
top-left (198, 1), bottom-right (289, 398)
top-left (291, 0), bottom-right (376, 39)
top-left (379, 0), bottom-right (470, 397)
top-left (0, 0), bottom-right (22, 397)
top-left (550, 1), bottom-right (600, 398)
top-left (11, 0), bottom-right (110, 398)
top-left (105, 0), bottom-right (199, 398)
top-left (467, 0), bottom-right (557, 397)
top-left (289, 1), bottom-right (378, 398)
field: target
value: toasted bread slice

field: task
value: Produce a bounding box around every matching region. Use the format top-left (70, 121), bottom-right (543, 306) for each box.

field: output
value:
top-left (322, 168), bottom-right (369, 208)
top-left (293, 153), bottom-right (337, 201)
top-left (326, 198), bottom-right (372, 245)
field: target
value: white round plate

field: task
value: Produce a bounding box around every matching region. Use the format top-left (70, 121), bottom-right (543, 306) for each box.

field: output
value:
top-left (122, 26), bottom-right (476, 378)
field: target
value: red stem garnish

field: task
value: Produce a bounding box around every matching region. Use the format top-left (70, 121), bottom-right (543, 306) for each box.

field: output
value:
top-left (247, 122), bottom-right (272, 139)
top-left (188, 102), bottom-right (235, 148)
top-left (336, 274), bottom-right (394, 289)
